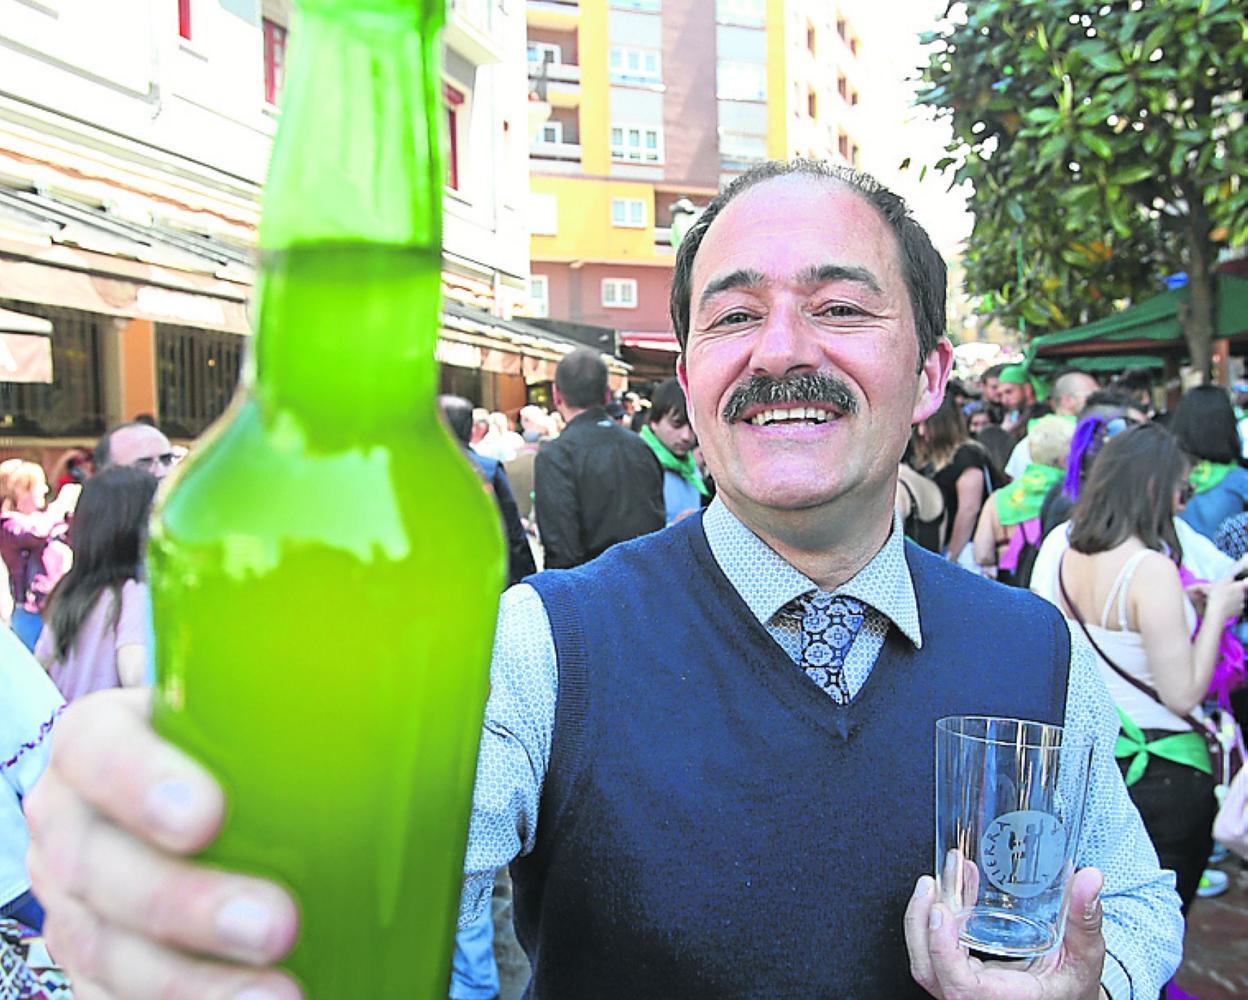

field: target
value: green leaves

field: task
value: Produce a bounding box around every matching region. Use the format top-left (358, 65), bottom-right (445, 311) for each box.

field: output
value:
top-left (917, 0), bottom-right (1248, 343)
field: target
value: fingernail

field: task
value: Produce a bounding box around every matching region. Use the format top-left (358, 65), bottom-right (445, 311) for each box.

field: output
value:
top-left (914, 876), bottom-right (933, 898)
top-left (144, 779), bottom-right (200, 835)
top-left (1085, 892), bottom-right (1102, 921)
top-left (217, 897), bottom-right (275, 953)
top-left (233, 990), bottom-right (280, 1000)
top-left (929, 905), bottom-right (943, 930)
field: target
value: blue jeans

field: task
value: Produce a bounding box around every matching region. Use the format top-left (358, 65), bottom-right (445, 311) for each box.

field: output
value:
top-left (449, 903), bottom-right (498, 1000)
top-left (1, 890), bottom-right (45, 931)
top-left (10, 608), bottom-right (41, 652)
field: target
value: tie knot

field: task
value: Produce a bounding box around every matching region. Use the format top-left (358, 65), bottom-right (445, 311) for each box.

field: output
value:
top-left (794, 590), bottom-right (865, 620)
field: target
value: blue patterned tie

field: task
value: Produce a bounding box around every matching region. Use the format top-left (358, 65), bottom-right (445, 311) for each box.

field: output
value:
top-left (792, 591), bottom-right (866, 704)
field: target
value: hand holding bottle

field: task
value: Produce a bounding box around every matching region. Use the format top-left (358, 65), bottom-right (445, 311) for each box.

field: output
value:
top-left (26, 689), bottom-right (302, 1000)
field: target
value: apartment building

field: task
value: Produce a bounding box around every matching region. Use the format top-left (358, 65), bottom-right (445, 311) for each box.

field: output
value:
top-left (0, 0), bottom-right (618, 460)
top-left (523, 0), bottom-right (869, 380)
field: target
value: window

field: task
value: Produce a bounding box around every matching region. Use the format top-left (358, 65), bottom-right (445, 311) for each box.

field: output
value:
top-left (263, 19), bottom-right (287, 105)
top-left (156, 325), bottom-right (244, 439)
top-left (539, 121), bottom-right (564, 144)
top-left (610, 124), bottom-right (663, 163)
top-left (717, 61), bottom-right (766, 101)
top-left (807, 89), bottom-right (817, 118)
top-left (850, 36), bottom-right (859, 56)
top-left (529, 276), bottom-right (549, 318)
top-left (610, 198), bottom-right (646, 228)
top-left (178, 0), bottom-right (192, 39)
top-left (716, 0), bottom-right (764, 25)
top-left (838, 132), bottom-right (850, 160)
top-left (0, 301), bottom-right (105, 436)
top-left (602, 278), bottom-right (638, 308)
top-left (838, 74), bottom-right (848, 101)
top-left (806, 23), bottom-right (816, 55)
top-left (851, 90), bottom-right (859, 107)
top-left (836, 17), bottom-right (847, 41)
top-left (527, 42), bottom-right (561, 66)
top-left (609, 47), bottom-right (661, 85)
top-left (719, 131), bottom-right (766, 163)
top-left (444, 83), bottom-right (465, 190)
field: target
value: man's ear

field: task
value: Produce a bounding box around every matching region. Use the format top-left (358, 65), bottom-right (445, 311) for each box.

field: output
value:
top-left (552, 385), bottom-right (565, 410)
top-left (676, 355), bottom-right (695, 435)
top-left (912, 338), bottom-right (954, 424)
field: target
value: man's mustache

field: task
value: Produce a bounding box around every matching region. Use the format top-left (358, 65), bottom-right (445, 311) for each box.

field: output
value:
top-left (721, 372), bottom-right (860, 423)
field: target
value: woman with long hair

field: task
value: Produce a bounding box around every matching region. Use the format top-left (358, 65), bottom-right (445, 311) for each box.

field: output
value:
top-left (1033, 424), bottom-right (1246, 911)
top-left (1169, 385), bottom-right (1248, 540)
top-left (911, 395), bottom-right (996, 566)
top-left (35, 466), bottom-right (158, 701)
top-left (0, 461), bottom-right (74, 650)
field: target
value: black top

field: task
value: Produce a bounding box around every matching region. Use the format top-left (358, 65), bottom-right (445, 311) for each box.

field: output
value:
top-left (899, 477), bottom-right (944, 553)
top-left (534, 407), bottom-right (665, 569)
top-left (931, 442), bottom-right (992, 547)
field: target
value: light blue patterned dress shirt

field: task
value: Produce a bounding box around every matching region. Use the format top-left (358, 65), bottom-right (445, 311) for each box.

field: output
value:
top-left (462, 498), bottom-right (1182, 999)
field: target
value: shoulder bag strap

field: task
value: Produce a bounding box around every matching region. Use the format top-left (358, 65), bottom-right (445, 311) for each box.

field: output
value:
top-left (1057, 555), bottom-right (1209, 736)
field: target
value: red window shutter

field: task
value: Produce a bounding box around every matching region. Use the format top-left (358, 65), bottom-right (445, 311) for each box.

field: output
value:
top-left (178, 0), bottom-right (192, 39)
top-left (263, 19), bottom-right (288, 105)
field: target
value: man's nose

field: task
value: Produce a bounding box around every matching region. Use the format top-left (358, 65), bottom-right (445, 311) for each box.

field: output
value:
top-left (747, 302), bottom-right (821, 377)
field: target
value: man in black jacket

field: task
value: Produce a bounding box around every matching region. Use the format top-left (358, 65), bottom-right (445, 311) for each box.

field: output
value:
top-left (535, 348), bottom-right (665, 569)
top-left (439, 394), bottom-right (537, 588)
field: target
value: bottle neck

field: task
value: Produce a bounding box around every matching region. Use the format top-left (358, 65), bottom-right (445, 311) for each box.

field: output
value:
top-left (249, 2), bottom-right (445, 438)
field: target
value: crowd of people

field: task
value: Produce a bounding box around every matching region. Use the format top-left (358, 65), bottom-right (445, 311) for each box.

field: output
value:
top-left (5, 159), bottom-right (1248, 999)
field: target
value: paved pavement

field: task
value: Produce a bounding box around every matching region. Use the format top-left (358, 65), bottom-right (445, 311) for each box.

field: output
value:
top-left (1172, 857), bottom-right (1248, 1000)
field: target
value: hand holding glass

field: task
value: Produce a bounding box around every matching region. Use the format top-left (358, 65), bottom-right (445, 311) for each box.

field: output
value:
top-left (935, 716), bottom-right (1094, 958)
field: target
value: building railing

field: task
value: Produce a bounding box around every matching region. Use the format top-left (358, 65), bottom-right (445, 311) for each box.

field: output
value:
top-left (530, 139), bottom-right (583, 161)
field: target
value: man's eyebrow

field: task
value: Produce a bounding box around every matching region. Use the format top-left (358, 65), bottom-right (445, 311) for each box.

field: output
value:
top-left (697, 268), bottom-right (767, 310)
top-left (795, 263), bottom-right (882, 294)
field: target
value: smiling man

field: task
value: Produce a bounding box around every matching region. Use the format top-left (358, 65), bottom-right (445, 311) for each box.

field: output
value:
top-left (27, 162), bottom-right (1180, 1000)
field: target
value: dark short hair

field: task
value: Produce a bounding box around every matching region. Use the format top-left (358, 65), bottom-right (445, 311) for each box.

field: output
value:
top-left (1170, 385), bottom-right (1241, 464)
top-left (1069, 423), bottom-right (1184, 565)
top-left (647, 377), bottom-right (688, 427)
top-left (1081, 388), bottom-right (1136, 415)
top-left (555, 347), bottom-right (608, 410)
top-left (669, 159), bottom-right (946, 373)
top-left (982, 363), bottom-right (1007, 381)
top-left (438, 395), bottom-right (474, 444)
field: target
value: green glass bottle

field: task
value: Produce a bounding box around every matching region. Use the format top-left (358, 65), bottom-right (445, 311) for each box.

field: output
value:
top-left (148, 1), bottom-right (505, 995)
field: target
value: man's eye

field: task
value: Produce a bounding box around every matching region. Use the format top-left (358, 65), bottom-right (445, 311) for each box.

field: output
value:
top-left (815, 303), bottom-right (863, 318)
top-left (713, 309), bottom-right (755, 326)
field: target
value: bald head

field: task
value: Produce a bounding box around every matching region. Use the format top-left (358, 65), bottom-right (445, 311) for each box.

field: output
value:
top-left (96, 422), bottom-right (175, 479)
top-left (1051, 372), bottom-right (1098, 417)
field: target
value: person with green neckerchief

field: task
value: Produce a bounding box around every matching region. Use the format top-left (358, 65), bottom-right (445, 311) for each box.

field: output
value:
top-left (1036, 422), bottom-right (1248, 913)
top-left (640, 377), bottom-right (711, 525)
top-left (1171, 385), bottom-right (1248, 540)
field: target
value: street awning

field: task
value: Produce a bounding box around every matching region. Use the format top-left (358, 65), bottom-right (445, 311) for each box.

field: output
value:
top-left (1030, 273), bottom-right (1248, 368)
top-left (619, 330), bottom-right (680, 353)
top-left (0, 305), bottom-right (52, 335)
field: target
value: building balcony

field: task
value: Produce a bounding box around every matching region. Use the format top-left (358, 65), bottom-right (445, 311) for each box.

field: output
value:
top-left (530, 139), bottom-right (583, 168)
top-left (447, 0), bottom-right (505, 64)
top-left (529, 61), bottom-right (581, 108)
top-left (527, 0), bottom-right (580, 31)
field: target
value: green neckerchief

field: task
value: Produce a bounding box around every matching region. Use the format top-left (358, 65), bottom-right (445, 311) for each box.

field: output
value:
top-left (993, 463), bottom-right (1064, 527)
top-left (1114, 708), bottom-right (1211, 786)
top-left (1189, 460), bottom-right (1236, 495)
top-left (640, 424), bottom-right (710, 497)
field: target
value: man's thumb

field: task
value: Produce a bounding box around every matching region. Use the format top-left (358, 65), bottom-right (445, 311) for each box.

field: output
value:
top-left (1065, 867), bottom-right (1106, 955)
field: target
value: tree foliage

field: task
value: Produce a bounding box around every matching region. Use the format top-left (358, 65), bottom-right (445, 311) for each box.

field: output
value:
top-left (917, 0), bottom-right (1248, 377)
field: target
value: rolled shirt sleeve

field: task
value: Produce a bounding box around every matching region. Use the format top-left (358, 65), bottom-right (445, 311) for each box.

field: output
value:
top-left (1064, 624), bottom-right (1184, 998)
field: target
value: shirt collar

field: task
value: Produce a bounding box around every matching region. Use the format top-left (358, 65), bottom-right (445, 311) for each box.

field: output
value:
top-left (702, 496), bottom-right (923, 650)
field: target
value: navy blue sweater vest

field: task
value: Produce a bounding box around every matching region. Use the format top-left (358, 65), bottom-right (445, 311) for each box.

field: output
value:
top-left (516, 514), bottom-right (1071, 999)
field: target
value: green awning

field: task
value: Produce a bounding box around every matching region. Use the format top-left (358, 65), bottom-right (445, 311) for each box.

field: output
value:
top-left (1030, 273), bottom-right (1248, 359)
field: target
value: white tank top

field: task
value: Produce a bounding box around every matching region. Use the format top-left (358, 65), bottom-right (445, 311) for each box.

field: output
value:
top-left (1071, 549), bottom-right (1199, 732)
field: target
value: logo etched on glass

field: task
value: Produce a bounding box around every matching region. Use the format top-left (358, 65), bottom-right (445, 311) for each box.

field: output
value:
top-left (979, 810), bottom-right (1066, 898)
